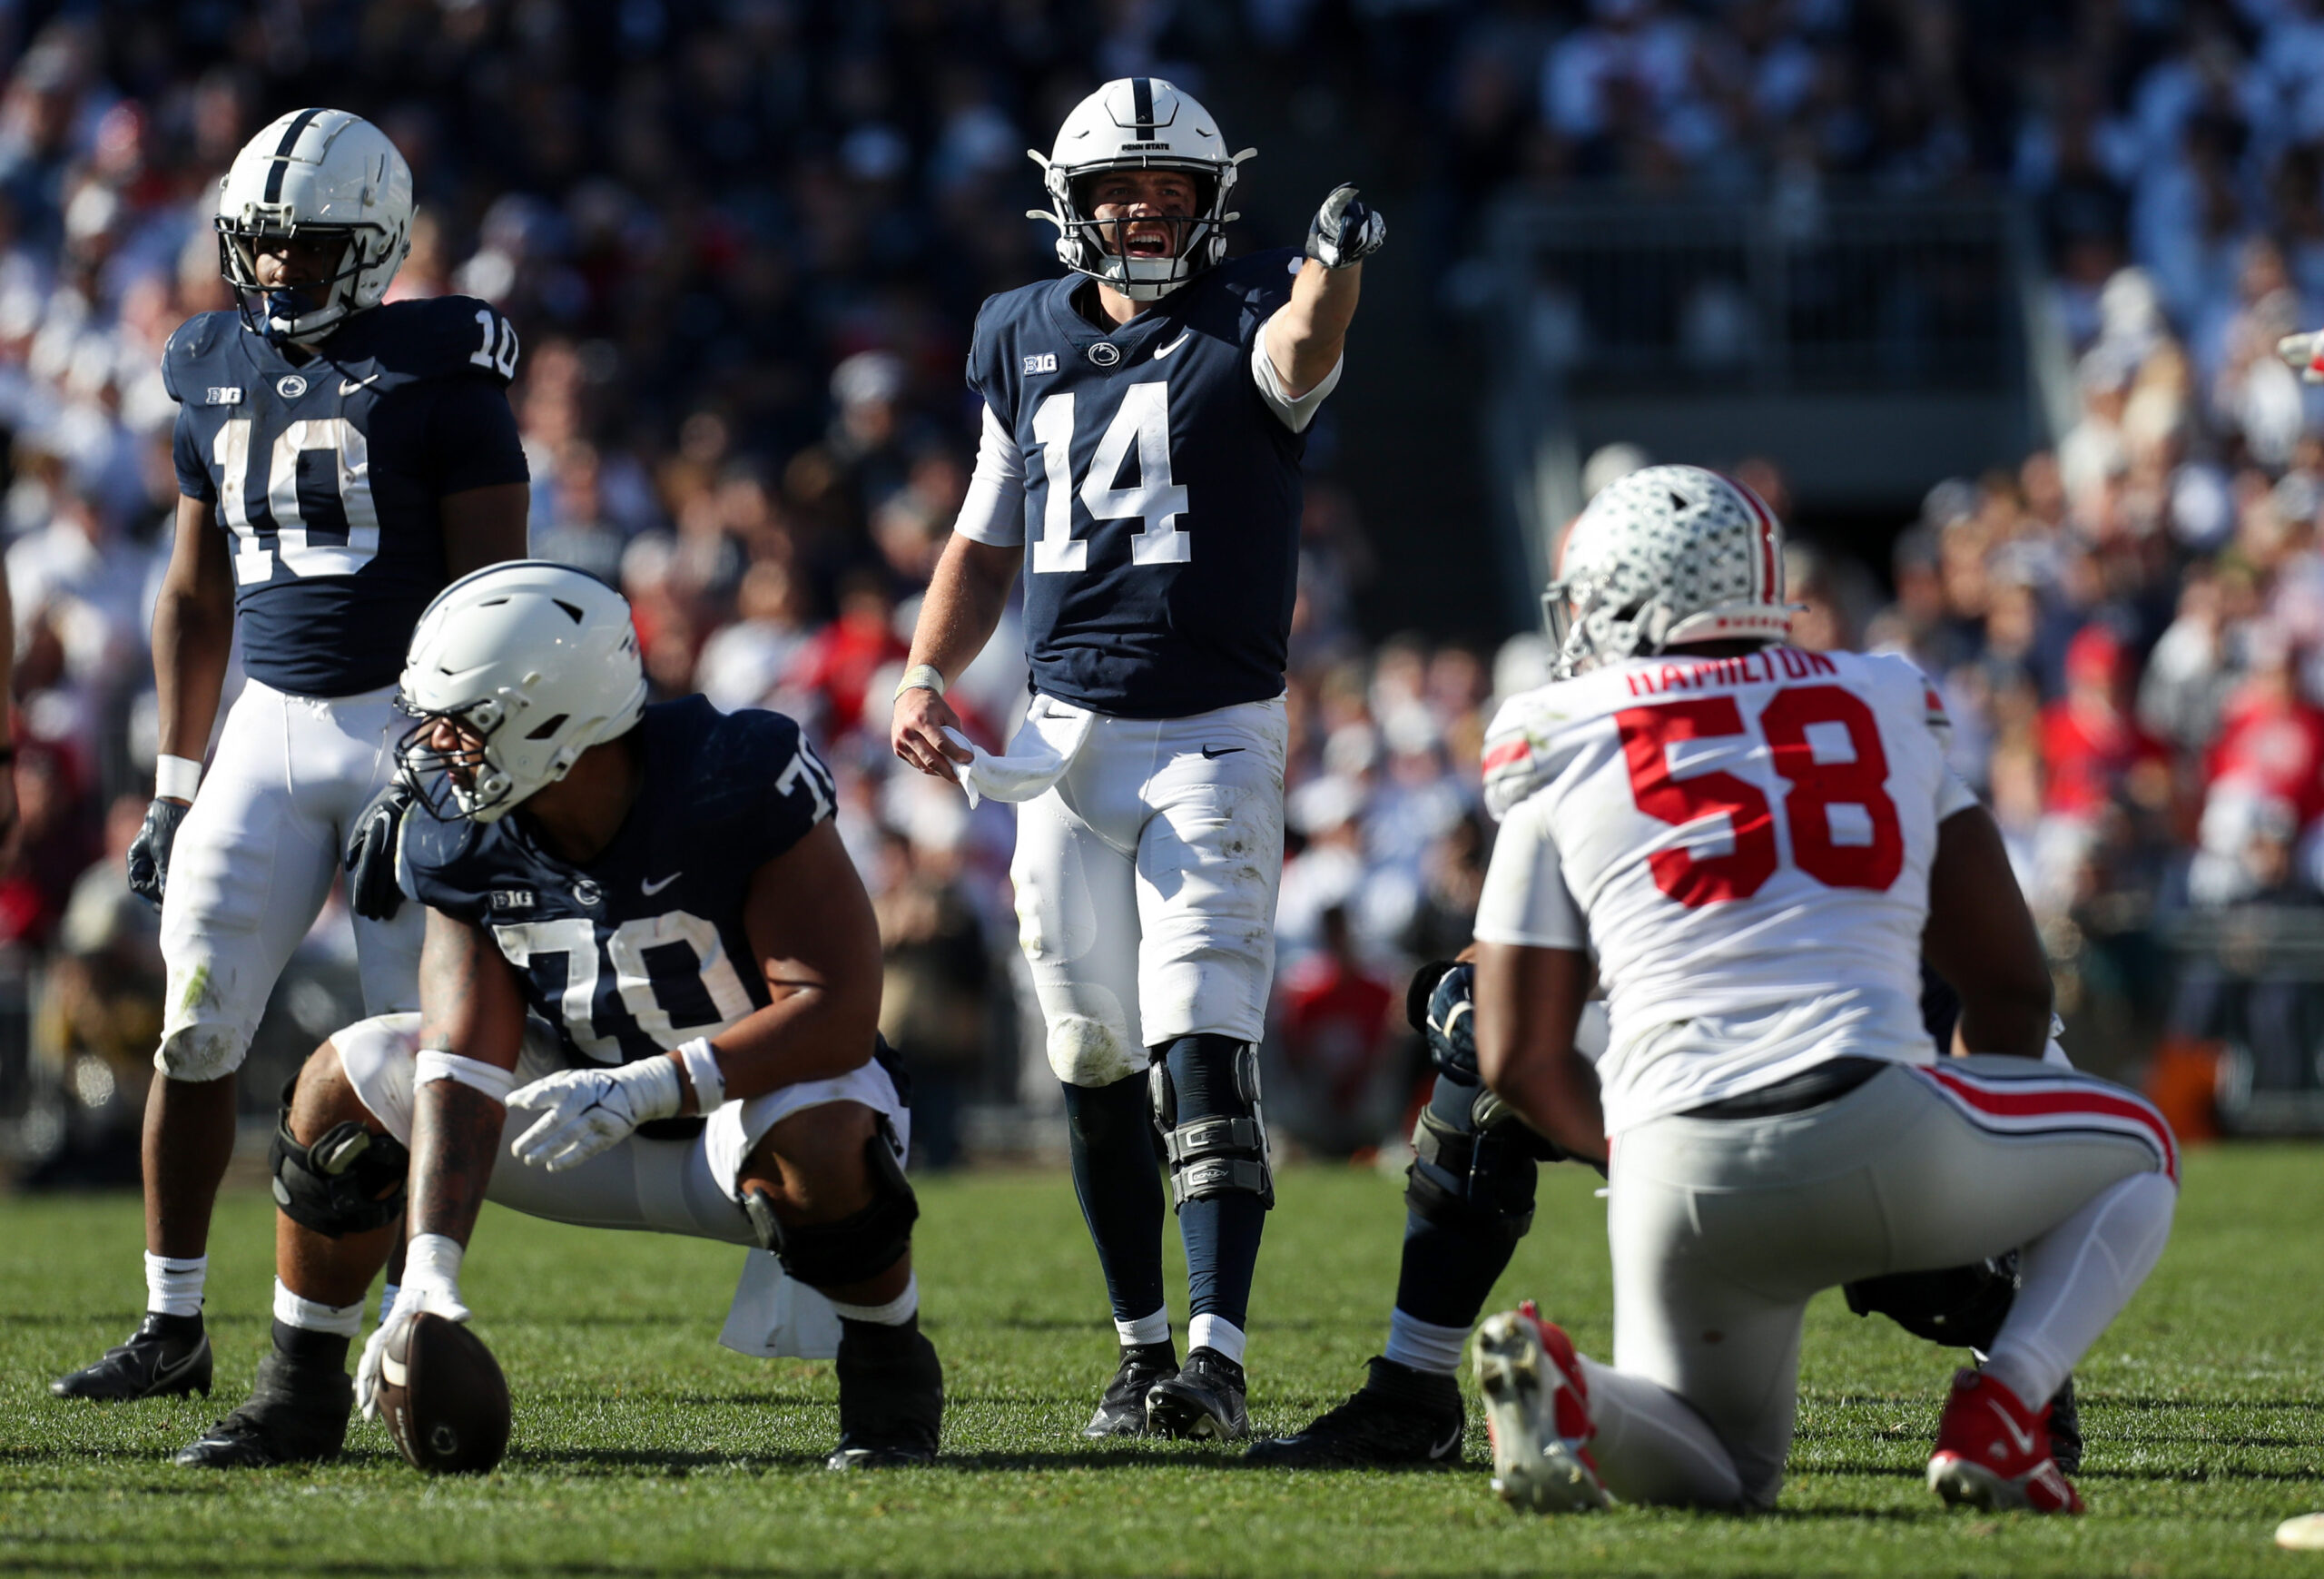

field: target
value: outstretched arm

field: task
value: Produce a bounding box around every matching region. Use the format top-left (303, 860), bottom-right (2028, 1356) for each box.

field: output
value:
top-left (891, 532), bottom-right (1019, 777)
top-left (408, 907), bottom-right (528, 1248)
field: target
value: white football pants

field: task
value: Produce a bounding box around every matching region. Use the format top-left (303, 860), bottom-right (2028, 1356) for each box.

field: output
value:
top-left (156, 680), bottom-right (422, 1081)
top-left (1583, 1056), bottom-right (2177, 1508)
top-left (1009, 694), bottom-right (1287, 1087)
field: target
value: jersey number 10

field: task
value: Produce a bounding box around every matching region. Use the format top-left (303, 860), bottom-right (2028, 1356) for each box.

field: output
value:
top-left (1616, 684), bottom-right (1904, 908)
top-left (211, 417), bottom-right (379, 585)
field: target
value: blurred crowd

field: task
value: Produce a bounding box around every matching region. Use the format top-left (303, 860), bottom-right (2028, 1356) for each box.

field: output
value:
top-left (16, 0), bottom-right (2324, 1166)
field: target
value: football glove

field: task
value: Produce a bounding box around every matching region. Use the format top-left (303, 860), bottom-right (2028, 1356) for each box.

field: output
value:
top-left (358, 1234), bottom-right (470, 1421)
top-left (344, 779), bottom-right (413, 922)
top-left (507, 1056), bottom-right (684, 1172)
top-left (1417, 961), bottom-right (1480, 1086)
top-left (2281, 330), bottom-right (2324, 382)
top-left (125, 797), bottom-right (190, 910)
top-left (1304, 183), bottom-right (1385, 270)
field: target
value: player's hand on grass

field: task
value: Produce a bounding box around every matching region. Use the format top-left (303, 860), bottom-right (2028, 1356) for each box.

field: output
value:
top-left (507, 1057), bottom-right (684, 1172)
top-left (126, 796), bottom-right (191, 910)
top-left (1304, 183), bottom-right (1385, 271)
top-left (891, 685), bottom-right (974, 785)
top-left (358, 1242), bottom-right (471, 1421)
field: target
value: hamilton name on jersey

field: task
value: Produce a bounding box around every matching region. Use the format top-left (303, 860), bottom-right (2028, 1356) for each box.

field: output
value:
top-left (165, 294), bottom-right (530, 696)
top-left (970, 249), bottom-right (1313, 719)
top-left (401, 698), bottom-right (836, 1071)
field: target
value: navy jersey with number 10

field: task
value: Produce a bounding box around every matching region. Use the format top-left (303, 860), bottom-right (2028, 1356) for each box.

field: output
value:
top-left (968, 250), bottom-right (1313, 719)
top-left (165, 294), bottom-right (530, 698)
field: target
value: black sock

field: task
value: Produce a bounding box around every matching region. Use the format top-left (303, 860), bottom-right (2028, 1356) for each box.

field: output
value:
top-left (270, 1318), bottom-right (349, 1370)
top-left (838, 1313), bottom-right (923, 1362)
top-left (1163, 1036), bottom-right (1267, 1335)
top-left (1061, 1072), bottom-right (1167, 1326)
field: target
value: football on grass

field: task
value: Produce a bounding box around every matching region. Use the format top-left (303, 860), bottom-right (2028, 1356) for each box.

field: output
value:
top-left (376, 1311), bottom-right (511, 1474)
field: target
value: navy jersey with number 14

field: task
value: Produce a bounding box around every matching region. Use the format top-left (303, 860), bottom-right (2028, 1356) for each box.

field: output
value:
top-left (967, 249), bottom-right (1315, 719)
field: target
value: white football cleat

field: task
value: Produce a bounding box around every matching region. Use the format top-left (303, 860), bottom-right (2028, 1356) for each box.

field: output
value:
top-left (1474, 1302), bottom-right (1610, 1514)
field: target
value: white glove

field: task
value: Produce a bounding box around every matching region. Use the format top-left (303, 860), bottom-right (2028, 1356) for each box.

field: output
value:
top-left (2280, 331), bottom-right (2324, 383)
top-left (506, 1054), bottom-right (684, 1171)
top-left (357, 1233), bottom-right (470, 1421)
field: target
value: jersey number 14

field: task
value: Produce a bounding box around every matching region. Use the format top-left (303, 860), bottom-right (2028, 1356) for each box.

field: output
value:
top-left (1029, 384), bottom-right (1188, 573)
top-left (1617, 685), bottom-right (1904, 908)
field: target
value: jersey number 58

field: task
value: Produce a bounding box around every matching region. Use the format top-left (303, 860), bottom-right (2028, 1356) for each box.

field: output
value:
top-left (1616, 684), bottom-right (1903, 908)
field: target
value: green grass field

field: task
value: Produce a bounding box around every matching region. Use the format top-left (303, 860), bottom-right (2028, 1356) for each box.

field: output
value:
top-left (1, 1146), bottom-right (2319, 1577)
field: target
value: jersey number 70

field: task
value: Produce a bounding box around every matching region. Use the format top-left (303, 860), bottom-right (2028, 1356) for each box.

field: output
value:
top-left (1615, 684), bottom-right (1903, 908)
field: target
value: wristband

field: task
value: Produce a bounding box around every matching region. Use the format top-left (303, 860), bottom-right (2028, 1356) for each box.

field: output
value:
top-left (894, 664), bottom-right (947, 700)
top-left (675, 1037), bottom-right (725, 1112)
top-left (415, 1048), bottom-right (519, 1103)
top-left (156, 754), bottom-right (202, 802)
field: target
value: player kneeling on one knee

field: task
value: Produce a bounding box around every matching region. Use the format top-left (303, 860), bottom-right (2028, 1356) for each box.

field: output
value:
top-left (1464, 467), bottom-right (2176, 1516)
top-left (176, 562), bottom-right (941, 1473)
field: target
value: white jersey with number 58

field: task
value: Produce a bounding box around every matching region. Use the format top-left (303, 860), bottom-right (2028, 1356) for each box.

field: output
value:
top-left (1472, 645), bottom-right (1977, 1136)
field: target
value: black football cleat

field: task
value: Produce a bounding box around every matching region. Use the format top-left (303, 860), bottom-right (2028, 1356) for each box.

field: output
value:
top-left (825, 1324), bottom-right (943, 1470)
top-left (1145, 1345), bottom-right (1249, 1441)
top-left (1245, 1357), bottom-right (1465, 1468)
top-left (52, 1314), bottom-right (212, 1402)
top-left (2048, 1373), bottom-right (2082, 1478)
top-left (174, 1350), bottom-right (353, 1468)
top-left (1084, 1341), bottom-right (1177, 1438)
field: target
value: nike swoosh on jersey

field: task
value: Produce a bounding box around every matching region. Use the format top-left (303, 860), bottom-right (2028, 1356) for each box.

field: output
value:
top-left (339, 373), bottom-right (382, 394)
top-left (1155, 331), bottom-right (1193, 360)
top-left (1200, 745), bottom-right (1245, 759)
top-left (642, 872), bottom-right (682, 895)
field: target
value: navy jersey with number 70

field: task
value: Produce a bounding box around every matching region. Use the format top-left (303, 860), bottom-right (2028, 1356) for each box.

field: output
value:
top-left (163, 294), bottom-right (529, 698)
top-left (401, 697), bottom-right (837, 1071)
top-left (966, 249), bottom-right (1312, 719)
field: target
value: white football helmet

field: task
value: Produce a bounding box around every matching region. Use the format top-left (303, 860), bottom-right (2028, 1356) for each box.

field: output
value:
top-left (397, 563), bottom-right (647, 824)
top-left (1029, 77), bottom-right (1254, 301)
top-left (216, 107), bottom-right (413, 345)
top-left (1544, 465), bottom-right (1799, 677)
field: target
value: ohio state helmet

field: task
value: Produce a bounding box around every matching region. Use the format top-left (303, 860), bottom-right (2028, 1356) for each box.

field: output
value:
top-left (396, 563), bottom-right (646, 824)
top-left (1544, 465), bottom-right (1798, 677)
top-left (216, 108), bottom-right (413, 345)
top-left (1029, 77), bottom-right (1253, 301)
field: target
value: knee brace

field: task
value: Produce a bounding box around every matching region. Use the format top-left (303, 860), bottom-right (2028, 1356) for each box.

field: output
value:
top-left (743, 1116), bottom-right (920, 1290)
top-left (1403, 1088), bottom-right (1541, 1246)
top-left (268, 1078), bottom-right (409, 1238)
top-left (1844, 1251), bottom-right (2018, 1351)
top-left (1149, 1036), bottom-right (1274, 1210)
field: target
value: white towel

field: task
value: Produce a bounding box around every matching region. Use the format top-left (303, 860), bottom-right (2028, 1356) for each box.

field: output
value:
top-left (941, 697), bottom-right (1095, 808)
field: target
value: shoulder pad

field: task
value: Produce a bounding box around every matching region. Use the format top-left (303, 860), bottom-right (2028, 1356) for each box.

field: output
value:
top-left (160, 312), bottom-right (239, 403)
top-left (361, 296), bottom-right (521, 387)
top-left (1858, 648), bottom-right (1952, 744)
top-left (1481, 682), bottom-right (1586, 822)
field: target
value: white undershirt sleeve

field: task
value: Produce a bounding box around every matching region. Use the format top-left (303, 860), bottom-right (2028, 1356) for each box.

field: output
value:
top-left (1472, 793), bottom-right (1590, 951)
top-left (952, 403), bottom-right (1027, 548)
top-left (1249, 327), bottom-right (1343, 434)
top-left (1935, 766), bottom-right (1979, 822)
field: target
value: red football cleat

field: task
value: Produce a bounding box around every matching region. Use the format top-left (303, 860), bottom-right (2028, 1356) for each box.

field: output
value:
top-left (1473, 1300), bottom-right (1610, 1513)
top-left (1926, 1367), bottom-right (2083, 1514)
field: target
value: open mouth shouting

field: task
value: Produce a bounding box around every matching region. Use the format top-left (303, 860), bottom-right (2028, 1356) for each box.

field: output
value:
top-left (1119, 217), bottom-right (1178, 259)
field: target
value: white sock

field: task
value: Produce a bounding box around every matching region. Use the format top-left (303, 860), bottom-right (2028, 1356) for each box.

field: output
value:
top-left (1115, 1308), bottom-right (1169, 1347)
top-left (272, 1278), bottom-right (363, 1337)
top-left (143, 1252), bottom-right (207, 1318)
top-left (377, 1283), bottom-right (399, 1327)
top-left (1984, 1170), bottom-right (2177, 1410)
top-left (830, 1274), bottom-right (920, 1327)
top-left (1384, 1309), bottom-right (1469, 1376)
top-left (1579, 1357), bottom-right (1746, 1508)
top-left (1187, 1313), bottom-right (1245, 1365)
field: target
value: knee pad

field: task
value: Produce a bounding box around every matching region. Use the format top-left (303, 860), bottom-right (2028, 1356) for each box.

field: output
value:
top-left (1403, 1090), bottom-right (1540, 1246)
top-left (1149, 1036), bottom-right (1274, 1210)
top-left (743, 1117), bottom-right (920, 1290)
top-left (1843, 1252), bottom-right (2018, 1351)
top-left (268, 1078), bottom-right (409, 1238)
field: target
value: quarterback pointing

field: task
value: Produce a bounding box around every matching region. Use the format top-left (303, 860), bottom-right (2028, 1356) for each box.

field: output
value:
top-left (54, 110), bottom-right (527, 1402)
top-left (1466, 467), bottom-right (2176, 1514)
top-left (176, 564), bottom-right (941, 1471)
top-left (891, 77), bottom-right (1382, 1438)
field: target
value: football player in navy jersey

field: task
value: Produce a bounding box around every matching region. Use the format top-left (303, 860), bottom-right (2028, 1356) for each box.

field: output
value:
top-left (175, 563), bottom-right (941, 1471)
top-left (54, 109), bottom-right (528, 1402)
top-left (890, 77), bottom-right (1384, 1439)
